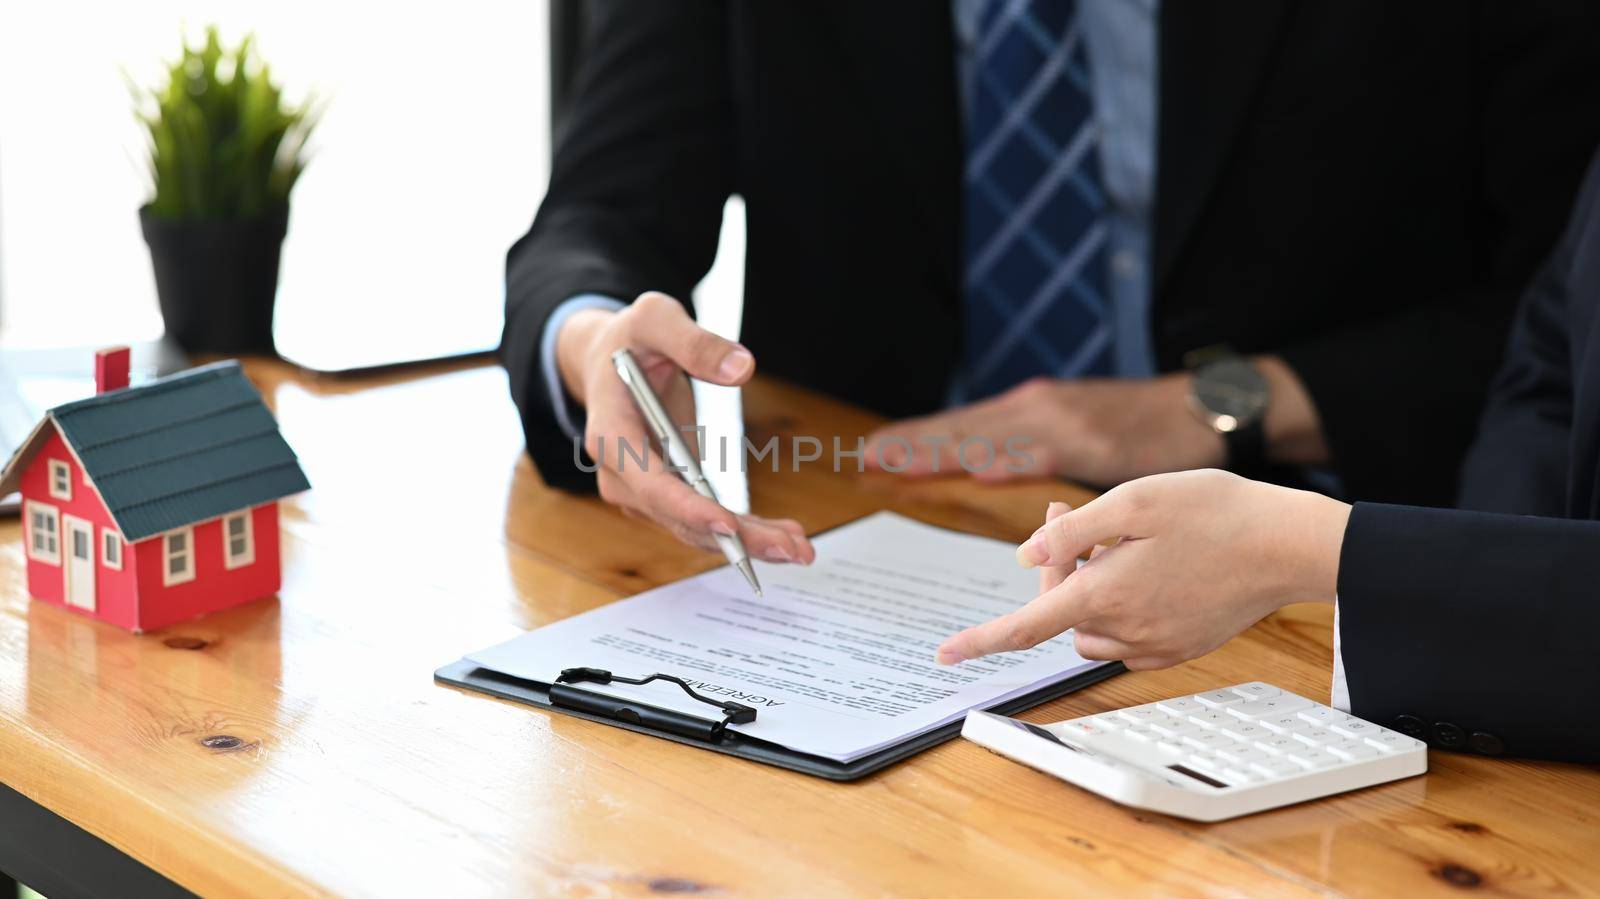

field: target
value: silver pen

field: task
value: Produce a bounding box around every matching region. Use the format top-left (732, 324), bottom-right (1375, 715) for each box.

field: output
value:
top-left (611, 348), bottom-right (763, 596)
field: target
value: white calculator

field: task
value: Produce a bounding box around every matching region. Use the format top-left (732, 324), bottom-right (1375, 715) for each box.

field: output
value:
top-left (962, 682), bottom-right (1426, 821)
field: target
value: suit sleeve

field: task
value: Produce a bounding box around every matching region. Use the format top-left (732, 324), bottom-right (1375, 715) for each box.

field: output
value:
top-left (1277, 2), bottom-right (1600, 505)
top-left (1455, 147), bottom-right (1600, 514)
top-left (1337, 502), bottom-right (1600, 764)
top-left (501, 0), bottom-right (734, 491)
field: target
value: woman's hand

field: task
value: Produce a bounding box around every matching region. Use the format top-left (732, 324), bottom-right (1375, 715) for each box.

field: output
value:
top-left (936, 469), bottom-right (1351, 670)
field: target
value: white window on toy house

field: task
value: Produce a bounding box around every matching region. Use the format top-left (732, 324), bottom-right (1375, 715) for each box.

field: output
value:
top-left (223, 512), bottom-right (255, 569)
top-left (164, 527), bottom-right (195, 586)
top-left (25, 501), bottom-right (60, 565)
top-left (48, 459), bottom-right (71, 500)
top-left (102, 529), bottom-right (122, 570)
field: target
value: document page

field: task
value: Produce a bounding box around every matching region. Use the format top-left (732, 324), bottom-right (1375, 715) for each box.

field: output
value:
top-left (466, 512), bottom-right (1106, 762)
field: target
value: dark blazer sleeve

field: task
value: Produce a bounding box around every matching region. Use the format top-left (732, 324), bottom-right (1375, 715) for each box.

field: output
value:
top-left (501, 0), bottom-right (734, 491)
top-left (1455, 149), bottom-right (1600, 515)
top-left (1338, 502), bottom-right (1600, 764)
top-left (1277, 2), bottom-right (1600, 504)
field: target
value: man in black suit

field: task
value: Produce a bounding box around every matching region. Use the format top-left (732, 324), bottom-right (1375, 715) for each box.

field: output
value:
top-left (503, 1), bottom-right (1600, 566)
top-left (940, 148), bottom-right (1600, 763)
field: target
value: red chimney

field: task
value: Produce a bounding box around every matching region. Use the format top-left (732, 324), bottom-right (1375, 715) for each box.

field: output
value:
top-left (95, 346), bottom-right (131, 394)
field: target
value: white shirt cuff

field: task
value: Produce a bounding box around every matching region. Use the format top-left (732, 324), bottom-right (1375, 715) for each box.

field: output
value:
top-left (1330, 595), bottom-right (1351, 713)
top-left (539, 294), bottom-right (625, 443)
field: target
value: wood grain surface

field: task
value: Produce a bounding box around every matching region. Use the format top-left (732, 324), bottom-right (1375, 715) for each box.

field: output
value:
top-left (0, 359), bottom-right (1592, 897)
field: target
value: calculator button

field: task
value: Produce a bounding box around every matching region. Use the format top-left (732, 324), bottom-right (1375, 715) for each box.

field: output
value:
top-left (1195, 689), bottom-right (1247, 708)
top-left (1156, 697), bottom-right (1202, 716)
top-left (1296, 707), bottom-right (1344, 725)
top-left (1088, 714), bottom-right (1126, 730)
top-left (1216, 744), bottom-right (1271, 765)
top-left (1123, 726), bottom-right (1158, 743)
top-left (1229, 696), bottom-right (1314, 719)
top-left (1230, 682), bottom-right (1282, 700)
top-left (1253, 736), bottom-right (1302, 755)
top-left (1185, 754), bottom-right (1232, 778)
top-left (1117, 707), bottom-right (1163, 723)
top-left (1293, 728), bottom-right (1338, 746)
top-left (1187, 711), bottom-right (1233, 729)
top-left (1286, 749), bottom-right (1340, 769)
top-left (1364, 731), bottom-right (1420, 752)
top-left (1182, 732), bottom-right (1237, 751)
top-left (1259, 714), bottom-right (1311, 734)
top-left (1329, 719), bottom-right (1378, 739)
top-left (1149, 719), bottom-right (1201, 738)
top-left (1156, 740), bottom-right (1188, 756)
top-left (1061, 721), bottom-right (1109, 738)
top-left (1221, 722), bottom-right (1269, 742)
top-left (1326, 740), bottom-right (1380, 761)
top-left (1249, 758), bottom-right (1301, 778)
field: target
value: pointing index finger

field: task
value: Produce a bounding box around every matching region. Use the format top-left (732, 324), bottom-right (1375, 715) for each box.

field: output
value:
top-left (935, 576), bottom-right (1091, 664)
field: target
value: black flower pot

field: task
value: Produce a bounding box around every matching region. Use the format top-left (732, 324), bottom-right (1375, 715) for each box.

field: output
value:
top-left (140, 205), bottom-right (288, 355)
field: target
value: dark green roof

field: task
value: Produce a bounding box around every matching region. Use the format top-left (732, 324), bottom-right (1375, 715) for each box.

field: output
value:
top-left (46, 361), bottom-right (309, 542)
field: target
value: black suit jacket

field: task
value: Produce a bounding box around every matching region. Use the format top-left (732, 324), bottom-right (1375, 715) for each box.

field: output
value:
top-left (504, 1), bottom-right (1600, 499)
top-left (1339, 150), bottom-right (1600, 764)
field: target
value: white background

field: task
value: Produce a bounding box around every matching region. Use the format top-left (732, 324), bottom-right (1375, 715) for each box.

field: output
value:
top-left (0, 1), bottom-right (552, 363)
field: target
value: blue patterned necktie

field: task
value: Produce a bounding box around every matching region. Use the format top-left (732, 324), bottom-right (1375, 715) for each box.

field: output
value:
top-left (956, 0), bottom-right (1110, 403)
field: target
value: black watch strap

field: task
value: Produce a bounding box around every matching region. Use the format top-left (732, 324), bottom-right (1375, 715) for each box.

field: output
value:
top-left (1223, 418), bottom-right (1267, 477)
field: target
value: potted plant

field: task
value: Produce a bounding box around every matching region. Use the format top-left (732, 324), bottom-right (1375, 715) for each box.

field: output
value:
top-left (132, 27), bottom-right (316, 354)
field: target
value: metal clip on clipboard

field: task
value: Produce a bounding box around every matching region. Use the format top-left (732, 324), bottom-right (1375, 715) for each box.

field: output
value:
top-left (551, 667), bottom-right (758, 742)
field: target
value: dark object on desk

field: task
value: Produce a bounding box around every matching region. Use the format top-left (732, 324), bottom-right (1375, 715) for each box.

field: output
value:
top-left (130, 27), bottom-right (315, 356)
top-left (553, 666), bottom-right (757, 741)
top-left (141, 205), bottom-right (286, 354)
top-left (435, 658), bottom-right (1123, 781)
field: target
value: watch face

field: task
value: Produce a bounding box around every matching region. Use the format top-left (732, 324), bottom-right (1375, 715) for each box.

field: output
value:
top-left (1194, 359), bottom-right (1268, 432)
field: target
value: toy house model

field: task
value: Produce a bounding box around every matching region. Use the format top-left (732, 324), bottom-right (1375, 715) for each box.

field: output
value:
top-left (0, 349), bottom-right (310, 632)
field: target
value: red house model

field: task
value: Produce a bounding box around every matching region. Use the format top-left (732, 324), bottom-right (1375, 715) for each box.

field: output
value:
top-left (0, 349), bottom-right (310, 632)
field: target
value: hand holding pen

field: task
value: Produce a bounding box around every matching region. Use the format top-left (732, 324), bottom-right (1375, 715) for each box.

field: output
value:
top-left (614, 347), bottom-right (767, 594)
top-left (551, 292), bottom-right (815, 570)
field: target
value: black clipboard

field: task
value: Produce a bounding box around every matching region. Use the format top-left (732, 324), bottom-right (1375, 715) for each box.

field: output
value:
top-left (434, 658), bottom-right (1124, 781)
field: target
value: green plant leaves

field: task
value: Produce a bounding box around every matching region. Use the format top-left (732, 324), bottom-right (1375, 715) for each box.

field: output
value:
top-left (134, 25), bottom-right (317, 221)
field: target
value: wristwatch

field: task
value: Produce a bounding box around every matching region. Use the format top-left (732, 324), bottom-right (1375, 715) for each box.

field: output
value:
top-left (1187, 355), bottom-right (1270, 476)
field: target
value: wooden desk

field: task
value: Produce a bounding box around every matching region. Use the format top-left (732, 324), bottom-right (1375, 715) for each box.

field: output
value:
top-left (0, 360), bottom-right (1595, 897)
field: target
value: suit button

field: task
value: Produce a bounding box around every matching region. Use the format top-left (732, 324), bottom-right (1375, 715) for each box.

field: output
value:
top-left (1394, 715), bottom-right (1426, 739)
top-left (1433, 722), bottom-right (1466, 749)
top-left (1468, 732), bottom-right (1505, 756)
